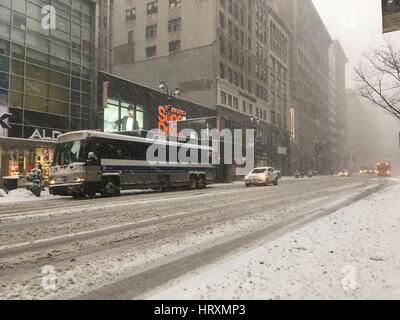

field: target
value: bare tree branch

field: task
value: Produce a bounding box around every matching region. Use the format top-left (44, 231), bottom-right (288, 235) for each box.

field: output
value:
top-left (354, 36), bottom-right (400, 120)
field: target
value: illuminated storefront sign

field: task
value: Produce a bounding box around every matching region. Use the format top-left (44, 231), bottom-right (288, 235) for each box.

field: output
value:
top-left (29, 129), bottom-right (62, 141)
top-left (158, 105), bottom-right (187, 136)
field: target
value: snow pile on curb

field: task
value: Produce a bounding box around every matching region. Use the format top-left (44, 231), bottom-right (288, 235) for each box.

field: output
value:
top-left (149, 179), bottom-right (400, 300)
top-left (0, 188), bottom-right (62, 204)
top-left (0, 189), bottom-right (7, 198)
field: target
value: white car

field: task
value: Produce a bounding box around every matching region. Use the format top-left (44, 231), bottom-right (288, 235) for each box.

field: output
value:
top-left (245, 167), bottom-right (279, 187)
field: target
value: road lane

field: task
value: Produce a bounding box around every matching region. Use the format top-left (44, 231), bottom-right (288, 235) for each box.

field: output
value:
top-left (0, 176), bottom-right (388, 299)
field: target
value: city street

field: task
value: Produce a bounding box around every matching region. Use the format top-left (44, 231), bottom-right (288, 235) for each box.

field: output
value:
top-left (0, 175), bottom-right (390, 300)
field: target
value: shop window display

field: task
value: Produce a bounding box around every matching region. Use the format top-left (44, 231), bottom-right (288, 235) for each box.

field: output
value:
top-left (2, 147), bottom-right (53, 183)
top-left (35, 147), bottom-right (53, 183)
top-left (6, 148), bottom-right (34, 177)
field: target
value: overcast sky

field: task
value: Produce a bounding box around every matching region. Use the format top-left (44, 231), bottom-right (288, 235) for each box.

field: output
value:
top-left (312, 0), bottom-right (400, 164)
top-left (312, 0), bottom-right (385, 88)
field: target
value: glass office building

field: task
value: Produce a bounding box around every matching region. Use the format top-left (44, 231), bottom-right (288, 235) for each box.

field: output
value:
top-left (0, 0), bottom-right (95, 185)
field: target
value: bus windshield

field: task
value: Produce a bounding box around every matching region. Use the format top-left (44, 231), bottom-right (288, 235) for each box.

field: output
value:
top-left (53, 140), bottom-right (86, 166)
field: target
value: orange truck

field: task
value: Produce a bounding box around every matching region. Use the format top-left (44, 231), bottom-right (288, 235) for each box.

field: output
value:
top-left (376, 161), bottom-right (391, 177)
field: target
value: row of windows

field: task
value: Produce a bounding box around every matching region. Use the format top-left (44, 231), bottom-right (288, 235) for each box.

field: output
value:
top-left (1, 88), bottom-right (89, 119)
top-left (1, 73), bottom-right (90, 105)
top-left (0, 53), bottom-right (90, 93)
top-left (145, 40), bottom-right (181, 58)
top-left (220, 39), bottom-right (246, 70)
top-left (125, 0), bottom-right (181, 21)
top-left (255, 82), bottom-right (268, 101)
top-left (255, 62), bottom-right (267, 81)
top-left (0, 38), bottom-right (92, 80)
top-left (220, 12), bottom-right (249, 50)
top-left (0, 0), bottom-right (92, 25)
top-left (219, 63), bottom-right (245, 90)
top-left (86, 138), bottom-right (208, 164)
top-left (220, 89), bottom-right (269, 122)
top-left (0, 23), bottom-right (92, 69)
top-left (256, 43), bottom-right (268, 65)
top-left (144, 18), bottom-right (181, 41)
top-left (255, 22), bottom-right (268, 45)
top-left (220, 63), bottom-right (287, 115)
top-left (255, 1), bottom-right (268, 26)
top-left (220, 0), bottom-right (246, 27)
top-left (219, 57), bottom-right (287, 102)
top-left (0, 3), bottom-right (92, 44)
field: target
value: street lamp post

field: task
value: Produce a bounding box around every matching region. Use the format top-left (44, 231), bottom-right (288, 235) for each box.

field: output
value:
top-left (158, 81), bottom-right (180, 101)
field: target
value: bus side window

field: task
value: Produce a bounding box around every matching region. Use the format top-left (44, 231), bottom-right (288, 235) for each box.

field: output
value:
top-left (97, 140), bottom-right (116, 160)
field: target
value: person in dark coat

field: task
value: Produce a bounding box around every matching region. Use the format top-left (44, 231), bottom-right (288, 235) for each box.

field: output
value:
top-left (112, 105), bottom-right (140, 132)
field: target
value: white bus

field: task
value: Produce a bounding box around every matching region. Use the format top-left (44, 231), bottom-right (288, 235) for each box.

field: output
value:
top-left (49, 131), bottom-right (216, 198)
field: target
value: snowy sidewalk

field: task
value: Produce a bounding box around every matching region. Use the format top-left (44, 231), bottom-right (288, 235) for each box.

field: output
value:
top-left (149, 178), bottom-right (400, 300)
top-left (0, 188), bottom-right (66, 204)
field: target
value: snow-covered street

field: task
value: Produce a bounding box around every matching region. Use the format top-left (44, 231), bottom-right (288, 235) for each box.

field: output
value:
top-left (0, 175), bottom-right (396, 299)
top-left (148, 178), bottom-right (400, 300)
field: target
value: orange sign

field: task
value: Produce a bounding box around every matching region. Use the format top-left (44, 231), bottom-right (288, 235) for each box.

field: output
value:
top-left (158, 105), bottom-right (187, 136)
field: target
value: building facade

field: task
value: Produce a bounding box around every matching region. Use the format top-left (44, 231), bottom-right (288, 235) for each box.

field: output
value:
top-left (268, 0), bottom-right (348, 174)
top-left (332, 40), bottom-right (349, 170)
top-left (0, 0), bottom-right (96, 185)
top-left (96, 0), bottom-right (292, 175)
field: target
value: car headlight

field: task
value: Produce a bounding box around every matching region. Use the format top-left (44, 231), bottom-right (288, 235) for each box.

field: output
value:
top-left (49, 179), bottom-right (55, 185)
top-left (75, 177), bottom-right (85, 183)
top-left (245, 176), bottom-right (249, 180)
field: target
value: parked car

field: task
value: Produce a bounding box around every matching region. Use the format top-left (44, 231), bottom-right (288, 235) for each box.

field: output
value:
top-left (339, 169), bottom-right (352, 177)
top-left (245, 167), bottom-right (279, 187)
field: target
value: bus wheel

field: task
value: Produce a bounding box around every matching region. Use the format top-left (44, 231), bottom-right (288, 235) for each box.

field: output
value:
top-left (189, 176), bottom-right (198, 190)
top-left (101, 180), bottom-right (120, 197)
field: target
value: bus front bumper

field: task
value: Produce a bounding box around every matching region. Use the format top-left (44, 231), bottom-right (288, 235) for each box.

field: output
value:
top-left (49, 183), bottom-right (85, 196)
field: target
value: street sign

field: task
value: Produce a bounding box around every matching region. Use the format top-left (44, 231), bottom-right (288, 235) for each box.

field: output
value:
top-left (0, 112), bottom-right (11, 129)
top-left (382, 0), bottom-right (400, 33)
